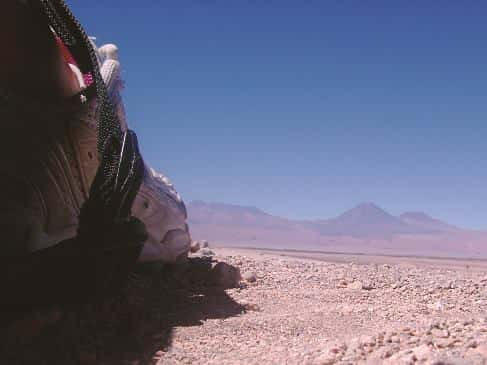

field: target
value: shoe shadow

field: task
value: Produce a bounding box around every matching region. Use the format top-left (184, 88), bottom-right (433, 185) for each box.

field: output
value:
top-left (99, 257), bottom-right (246, 364)
top-left (0, 257), bottom-right (245, 365)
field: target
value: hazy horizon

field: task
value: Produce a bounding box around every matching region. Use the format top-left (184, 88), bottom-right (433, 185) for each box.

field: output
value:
top-left (187, 199), bottom-right (487, 259)
top-left (73, 1), bottom-right (487, 230)
top-left (187, 198), bottom-right (471, 229)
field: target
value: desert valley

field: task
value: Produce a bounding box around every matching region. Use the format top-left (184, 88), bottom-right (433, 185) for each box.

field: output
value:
top-left (188, 201), bottom-right (487, 259)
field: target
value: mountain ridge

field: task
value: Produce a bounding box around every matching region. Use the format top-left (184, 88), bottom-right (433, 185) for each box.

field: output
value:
top-left (188, 200), bottom-right (456, 231)
top-left (186, 200), bottom-right (487, 258)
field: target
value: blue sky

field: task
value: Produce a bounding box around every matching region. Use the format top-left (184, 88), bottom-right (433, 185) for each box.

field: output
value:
top-left (71, 1), bottom-right (487, 229)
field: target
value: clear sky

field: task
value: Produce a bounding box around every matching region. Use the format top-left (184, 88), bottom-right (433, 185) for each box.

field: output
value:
top-left (71, 1), bottom-right (487, 229)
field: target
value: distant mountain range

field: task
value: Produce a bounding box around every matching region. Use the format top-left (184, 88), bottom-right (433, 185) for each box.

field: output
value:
top-left (187, 200), bottom-right (487, 258)
top-left (313, 202), bottom-right (459, 237)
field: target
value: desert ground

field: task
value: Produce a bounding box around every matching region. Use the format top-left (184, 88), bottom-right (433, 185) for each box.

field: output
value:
top-left (4, 246), bottom-right (487, 365)
top-left (155, 247), bottom-right (487, 365)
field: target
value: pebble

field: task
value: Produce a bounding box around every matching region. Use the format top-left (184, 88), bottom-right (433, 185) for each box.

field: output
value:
top-left (348, 281), bottom-right (363, 290)
top-left (200, 247), bottom-right (215, 257)
top-left (243, 272), bottom-right (257, 283)
top-left (189, 241), bottom-right (201, 253)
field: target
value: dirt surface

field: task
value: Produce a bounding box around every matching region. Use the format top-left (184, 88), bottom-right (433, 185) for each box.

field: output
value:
top-left (156, 248), bottom-right (487, 365)
top-left (4, 247), bottom-right (487, 365)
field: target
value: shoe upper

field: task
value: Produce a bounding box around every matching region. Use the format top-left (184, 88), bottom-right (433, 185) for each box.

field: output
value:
top-left (0, 38), bottom-right (191, 263)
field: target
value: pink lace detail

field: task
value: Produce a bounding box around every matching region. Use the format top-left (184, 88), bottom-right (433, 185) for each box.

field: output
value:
top-left (56, 36), bottom-right (94, 87)
top-left (83, 73), bottom-right (93, 87)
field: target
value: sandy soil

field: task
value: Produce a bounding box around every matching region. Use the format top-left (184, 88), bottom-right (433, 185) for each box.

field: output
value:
top-left (156, 247), bottom-right (487, 365)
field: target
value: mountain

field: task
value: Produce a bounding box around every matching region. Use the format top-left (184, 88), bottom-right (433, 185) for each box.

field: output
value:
top-left (315, 202), bottom-right (416, 237)
top-left (187, 200), bottom-right (487, 258)
top-left (399, 211), bottom-right (458, 232)
top-left (188, 200), bottom-right (290, 229)
top-left (187, 201), bottom-right (319, 249)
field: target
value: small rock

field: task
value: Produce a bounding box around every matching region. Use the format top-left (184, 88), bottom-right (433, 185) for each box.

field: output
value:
top-left (390, 335), bottom-right (400, 344)
top-left (242, 272), bottom-right (257, 283)
top-left (240, 301), bottom-right (261, 312)
top-left (385, 349), bottom-right (416, 365)
top-left (348, 281), bottom-right (363, 290)
top-left (427, 301), bottom-right (445, 311)
top-left (346, 337), bottom-right (361, 353)
top-left (312, 353), bottom-right (336, 365)
top-left (189, 241), bottom-right (200, 253)
top-left (152, 350), bottom-right (165, 365)
top-left (432, 356), bottom-right (470, 365)
top-left (313, 343), bottom-right (346, 365)
top-left (201, 240), bottom-right (209, 248)
top-left (434, 338), bottom-right (455, 349)
top-left (475, 343), bottom-right (487, 356)
top-left (360, 335), bottom-right (376, 346)
top-left (431, 328), bottom-right (449, 338)
top-left (200, 247), bottom-right (215, 257)
top-left (411, 344), bottom-right (432, 361)
top-left (362, 283), bottom-right (374, 291)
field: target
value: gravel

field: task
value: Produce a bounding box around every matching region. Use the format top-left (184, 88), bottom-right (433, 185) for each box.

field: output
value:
top-left (3, 248), bottom-right (487, 364)
top-left (158, 249), bottom-right (487, 364)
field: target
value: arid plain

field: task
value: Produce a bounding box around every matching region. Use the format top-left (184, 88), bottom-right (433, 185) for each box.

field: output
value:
top-left (156, 247), bottom-right (487, 365)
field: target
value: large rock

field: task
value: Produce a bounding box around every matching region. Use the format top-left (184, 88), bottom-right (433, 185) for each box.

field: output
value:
top-left (210, 262), bottom-right (242, 289)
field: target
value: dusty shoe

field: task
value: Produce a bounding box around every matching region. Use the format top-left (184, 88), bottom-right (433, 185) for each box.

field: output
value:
top-left (134, 168), bottom-right (191, 262)
top-left (94, 41), bottom-right (191, 263)
top-left (0, 87), bottom-right (100, 254)
top-left (0, 14), bottom-right (190, 263)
